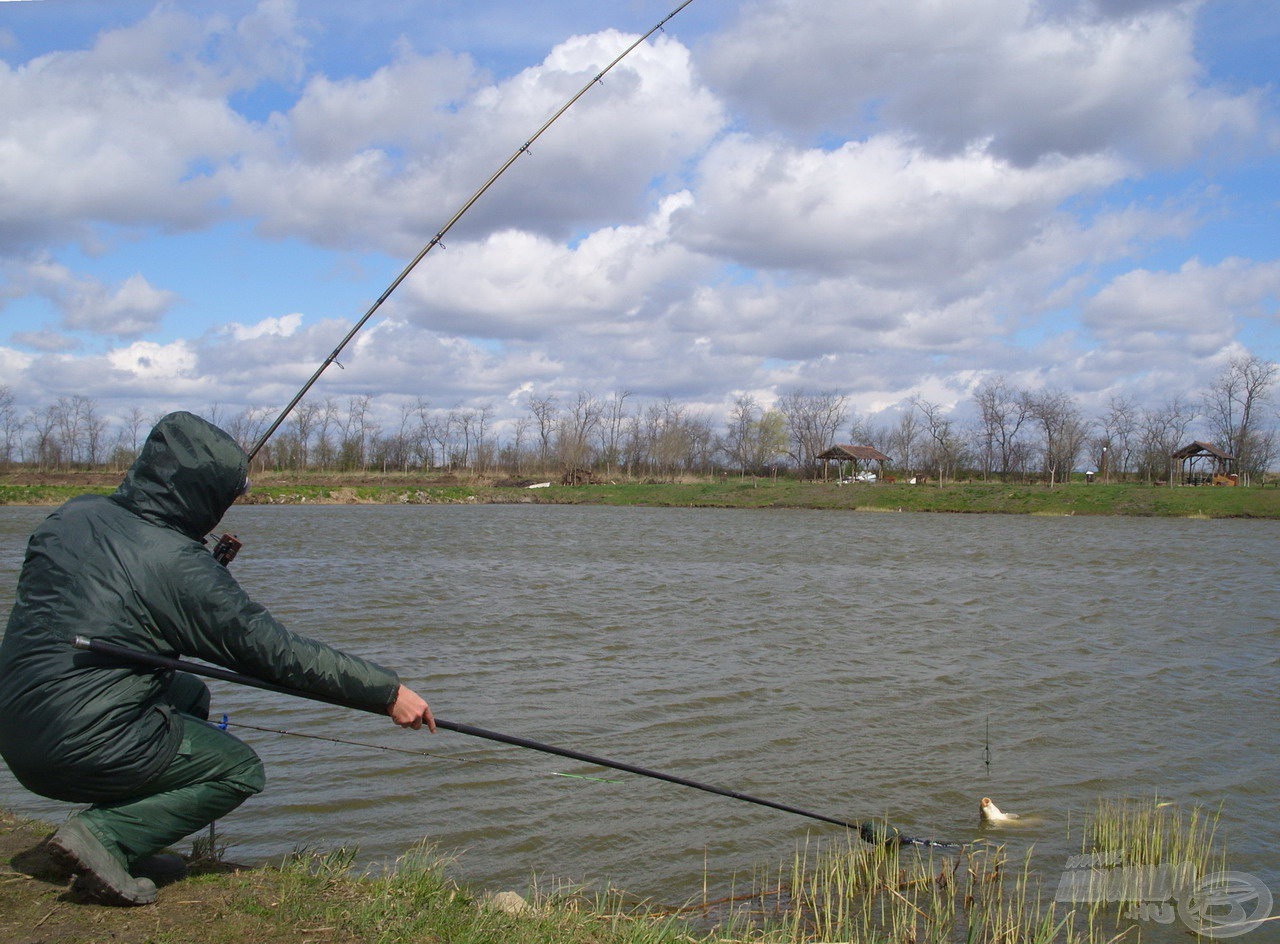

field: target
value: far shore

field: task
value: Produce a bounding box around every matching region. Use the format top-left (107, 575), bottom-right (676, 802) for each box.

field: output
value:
top-left (3, 469), bottom-right (1278, 518)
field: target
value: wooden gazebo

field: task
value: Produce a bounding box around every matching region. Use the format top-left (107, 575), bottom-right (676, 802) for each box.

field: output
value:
top-left (1171, 441), bottom-right (1237, 485)
top-left (818, 444), bottom-right (891, 482)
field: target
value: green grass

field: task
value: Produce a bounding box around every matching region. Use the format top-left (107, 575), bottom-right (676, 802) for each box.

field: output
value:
top-left (4, 476), bottom-right (1279, 517)
top-left (1, 797), bottom-right (1245, 943)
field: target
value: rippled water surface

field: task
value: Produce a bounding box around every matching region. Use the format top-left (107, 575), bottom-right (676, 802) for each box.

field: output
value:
top-left (2, 503), bottom-right (1277, 909)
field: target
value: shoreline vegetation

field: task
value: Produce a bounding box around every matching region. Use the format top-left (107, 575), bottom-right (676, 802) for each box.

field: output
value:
top-left (2, 469), bottom-right (1279, 518)
top-left (1, 798), bottom-right (1238, 943)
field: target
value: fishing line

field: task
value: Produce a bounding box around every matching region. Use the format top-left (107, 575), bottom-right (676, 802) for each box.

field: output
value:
top-left (246, 0), bottom-right (699, 463)
top-left (224, 718), bottom-right (624, 783)
top-left (223, 718), bottom-right (479, 765)
top-left (984, 715), bottom-right (991, 774)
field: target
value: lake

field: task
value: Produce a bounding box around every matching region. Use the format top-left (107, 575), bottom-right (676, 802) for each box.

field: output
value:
top-left (1, 503), bottom-right (1277, 923)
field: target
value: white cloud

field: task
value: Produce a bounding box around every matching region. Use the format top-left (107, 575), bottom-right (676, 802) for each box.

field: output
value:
top-left (393, 192), bottom-right (712, 339)
top-left (671, 133), bottom-right (1126, 287)
top-left (705, 0), bottom-right (1258, 164)
top-left (229, 312), bottom-right (304, 341)
top-left (63, 273), bottom-right (177, 338)
top-left (221, 27), bottom-right (724, 255)
top-left (107, 339), bottom-right (199, 379)
top-left (0, 6), bottom-right (280, 250)
top-left (286, 45), bottom-right (480, 162)
top-left (12, 260), bottom-right (176, 338)
top-left (1084, 257), bottom-right (1280, 356)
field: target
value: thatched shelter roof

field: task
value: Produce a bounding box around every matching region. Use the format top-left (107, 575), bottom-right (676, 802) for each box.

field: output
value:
top-left (1171, 441), bottom-right (1235, 461)
top-left (817, 444), bottom-right (891, 463)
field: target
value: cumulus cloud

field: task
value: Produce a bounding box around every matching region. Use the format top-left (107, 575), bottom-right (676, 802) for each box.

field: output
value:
top-left (393, 192), bottom-right (714, 339)
top-left (1084, 257), bottom-right (1280, 356)
top-left (671, 133), bottom-right (1127, 287)
top-left (0, 7), bottom-right (304, 252)
top-left (10, 260), bottom-right (177, 338)
top-left (62, 273), bottom-right (177, 337)
top-left (223, 27), bottom-right (725, 254)
top-left (704, 0), bottom-right (1258, 165)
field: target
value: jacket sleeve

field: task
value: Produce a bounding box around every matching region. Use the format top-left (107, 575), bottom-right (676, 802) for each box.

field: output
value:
top-left (150, 543), bottom-right (401, 714)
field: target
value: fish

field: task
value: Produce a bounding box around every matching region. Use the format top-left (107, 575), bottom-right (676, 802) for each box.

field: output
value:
top-left (980, 796), bottom-right (1021, 824)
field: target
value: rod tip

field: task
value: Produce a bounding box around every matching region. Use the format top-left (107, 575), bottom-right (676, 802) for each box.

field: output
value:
top-left (858, 821), bottom-right (902, 845)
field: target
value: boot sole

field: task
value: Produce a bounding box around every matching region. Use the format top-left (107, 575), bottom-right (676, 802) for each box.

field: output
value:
top-left (47, 821), bottom-right (157, 907)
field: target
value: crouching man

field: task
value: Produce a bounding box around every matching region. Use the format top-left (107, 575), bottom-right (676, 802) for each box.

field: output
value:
top-left (0, 411), bottom-right (434, 905)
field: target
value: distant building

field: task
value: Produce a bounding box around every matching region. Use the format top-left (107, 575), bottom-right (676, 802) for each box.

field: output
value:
top-left (1171, 441), bottom-right (1237, 485)
top-left (817, 444), bottom-right (891, 482)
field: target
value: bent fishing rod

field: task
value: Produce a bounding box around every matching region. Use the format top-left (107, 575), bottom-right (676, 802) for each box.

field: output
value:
top-left (245, 0), bottom-right (698, 465)
top-left (74, 636), bottom-right (959, 849)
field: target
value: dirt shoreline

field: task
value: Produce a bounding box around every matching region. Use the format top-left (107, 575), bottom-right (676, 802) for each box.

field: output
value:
top-left (0, 809), bottom-right (268, 944)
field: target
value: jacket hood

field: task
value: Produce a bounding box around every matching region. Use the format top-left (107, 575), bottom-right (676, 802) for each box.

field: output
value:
top-left (112, 411), bottom-right (248, 540)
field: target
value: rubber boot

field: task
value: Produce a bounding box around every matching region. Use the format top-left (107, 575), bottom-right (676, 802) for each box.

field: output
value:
top-left (47, 817), bottom-right (158, 906)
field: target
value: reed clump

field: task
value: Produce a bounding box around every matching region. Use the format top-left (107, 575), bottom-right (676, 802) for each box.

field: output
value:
top-left (767, 836), bottom-right (1099, 944)
top-left (733, 798), bottom-right (1231, 943)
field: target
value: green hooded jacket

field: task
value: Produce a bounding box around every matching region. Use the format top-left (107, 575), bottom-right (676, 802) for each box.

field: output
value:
top-left (0, 411), bottom-right (399, 802)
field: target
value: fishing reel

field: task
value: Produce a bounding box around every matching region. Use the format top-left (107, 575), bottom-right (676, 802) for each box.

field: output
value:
top-left (211, 533), bottom-right (242, 566)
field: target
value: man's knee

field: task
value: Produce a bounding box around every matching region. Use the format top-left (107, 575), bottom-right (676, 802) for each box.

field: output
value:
top-left (228, 751), bottom-right (266, 797)
top-left (165, 673), bottom-right (212, 720)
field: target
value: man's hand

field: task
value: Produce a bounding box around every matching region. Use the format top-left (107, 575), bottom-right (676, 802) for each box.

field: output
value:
top-left (389, 684), bottom-right (436, 732)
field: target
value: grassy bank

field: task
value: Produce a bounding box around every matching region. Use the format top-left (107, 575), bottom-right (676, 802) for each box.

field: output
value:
top-left (2, 798), bottom-right (1242, 943)
top-left (3, 470), bottom-right (1279, 517)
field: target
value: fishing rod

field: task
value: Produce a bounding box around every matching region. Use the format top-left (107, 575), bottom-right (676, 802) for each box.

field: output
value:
top-left (73, 636), bottom-right (960, 849)
top-left (246, 0), bottom-right (698, 464)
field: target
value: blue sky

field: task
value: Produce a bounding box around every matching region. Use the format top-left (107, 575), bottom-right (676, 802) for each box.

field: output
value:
top-left (1, 0), bottom-right (1277, 437)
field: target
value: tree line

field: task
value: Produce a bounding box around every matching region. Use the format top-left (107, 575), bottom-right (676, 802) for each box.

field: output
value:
top-left (2, 354), bottom-right (1275, 483)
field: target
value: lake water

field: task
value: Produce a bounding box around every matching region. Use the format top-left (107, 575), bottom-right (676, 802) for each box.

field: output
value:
top-left (1, 503), bottom-right (1277, 922)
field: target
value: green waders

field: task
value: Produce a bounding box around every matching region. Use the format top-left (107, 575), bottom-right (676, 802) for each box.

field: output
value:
top-left (69, 672), bottom-right (265, 869)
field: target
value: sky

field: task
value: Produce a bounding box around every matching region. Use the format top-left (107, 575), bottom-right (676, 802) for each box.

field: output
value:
top-left (1, 0), bottom-right (1278, 438)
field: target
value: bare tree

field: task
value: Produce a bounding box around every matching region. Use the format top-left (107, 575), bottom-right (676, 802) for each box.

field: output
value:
top-left (1096, 394), bottom-right (1139, 482)
top-left (1024, 388), bottom-right (1090, 486)
top-left (650, 398), bottom-right (691, 479)
top-left (0, 386), bottom-right (21, 468)
top-left (1203, 354), bottom-right (1278, 478)
top-left (596, 390), bottom-right (632, 474)
top-left (1135, 397), bottom-right (1196, 484)
top-left (287, 401), bottom-right (320, 470)
top-left (506, 415), bottom-right (533, 474)
top-left (473, 405), bottom-right (495, 472)
top-left (52, 396), bottom-right (85, 467)
top-left (339, 395), bottom-right (375, 470)
top-left (115, 405), bottom-right (149, 469)
top-left (778, 389), bottom-right (848, 478)
top-left (27, 403), bottom-right (62, 469)
top-left (227, 407), bottom-right (272, 471)
top-left (314, 398), bottom-right (339, 469)
top-left (556, 391), bottom-right (601, 470)
top-left (886, 409), bottom-right (922, 478)
top-left (913, 397), bottom-right (964, 484)
top-left (723, 395), bottom-right (760, 476)
top-left (686, 412), bottom-right (717, 474)
top-left (527, 394), bottom-right (559, 470)
top-left (973, 376), bottom-right (1030, 481)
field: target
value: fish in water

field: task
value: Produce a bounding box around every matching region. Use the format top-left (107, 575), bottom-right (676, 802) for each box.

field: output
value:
top-left (980, 796), bottom-right (1020, 825)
